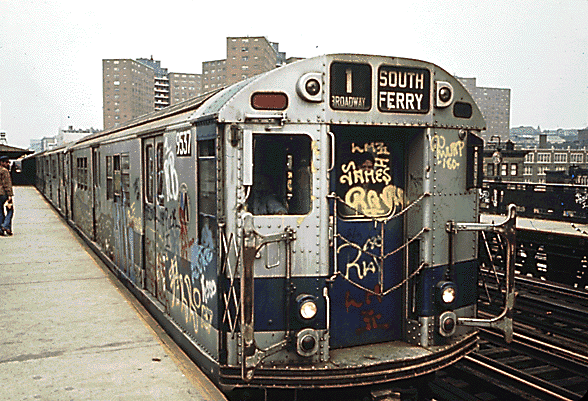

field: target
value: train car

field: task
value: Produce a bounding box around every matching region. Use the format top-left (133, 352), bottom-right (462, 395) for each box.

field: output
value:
top-left (29, 54), bottom-right (517, 396)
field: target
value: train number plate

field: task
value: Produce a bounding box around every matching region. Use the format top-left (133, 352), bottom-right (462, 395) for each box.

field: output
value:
top-left (176, 130), bottom-right (191, 157)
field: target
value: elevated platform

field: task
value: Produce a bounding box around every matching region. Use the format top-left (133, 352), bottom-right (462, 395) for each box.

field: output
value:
top-left (0, 187), bottom-right (226, 400)
top-left (481, 213), bottom-right (588, 238)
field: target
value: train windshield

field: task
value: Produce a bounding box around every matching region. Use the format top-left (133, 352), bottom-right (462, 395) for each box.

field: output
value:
top-left (248, 134), bottom-right (312, 215)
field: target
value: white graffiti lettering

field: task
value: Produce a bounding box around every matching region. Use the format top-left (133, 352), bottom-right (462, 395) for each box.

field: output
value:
top-left (164, 137), bottom-right (179, 201)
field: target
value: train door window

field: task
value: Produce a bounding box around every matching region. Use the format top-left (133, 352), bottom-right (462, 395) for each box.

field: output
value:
top-left (106, 156), bottom-right (113, 200)
top-left (113, 155), bottom-right (121, 197)
top-left (197, 139), bottom-right (217, 260)
top-left (156, 143), bottom-right (164, 206)
top-left (93, 149), bottom-right (100, 188)
top-left (248, 134), bottom-right (312, 215)
top-left (76, 157), bottom-right (88, 190)
top-left (198, 139), bottom-right (216, 217)
top-left (145, 144), bottom-right (154, 204)
top-left (121, 153), bottom-right (130, 205)
top-left (335, 133), bottom-right (403, 219)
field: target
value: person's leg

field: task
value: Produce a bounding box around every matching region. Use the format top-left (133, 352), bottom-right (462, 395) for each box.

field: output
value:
top-left (2, 205), bottom-right (13, 235)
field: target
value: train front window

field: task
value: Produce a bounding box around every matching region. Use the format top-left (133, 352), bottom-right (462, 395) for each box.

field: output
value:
top-left (248, 134), bottom-right (312, 215)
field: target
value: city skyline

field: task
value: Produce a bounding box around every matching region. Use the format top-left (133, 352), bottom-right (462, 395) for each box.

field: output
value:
top-left (1, 0), bottom-right (587, 149)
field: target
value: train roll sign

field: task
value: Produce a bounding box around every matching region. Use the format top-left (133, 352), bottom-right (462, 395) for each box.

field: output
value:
top-left (330, 62), bottom-right (372, 111)
top-left (378, 65), bottom-right (430, 114)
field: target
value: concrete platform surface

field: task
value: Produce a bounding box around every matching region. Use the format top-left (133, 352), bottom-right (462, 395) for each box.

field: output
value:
top-left (0, 187), bottom-right (226, 400)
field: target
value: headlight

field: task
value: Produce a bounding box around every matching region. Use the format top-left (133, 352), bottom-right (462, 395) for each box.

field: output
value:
top-left (442, 286), bottom-right (456, 304)
top-left (297, 295), bottom-right (318, 320)
top-left (300, 300), bottom-right (317, 320)
top-left (436, 281), bottom-right (457, 307)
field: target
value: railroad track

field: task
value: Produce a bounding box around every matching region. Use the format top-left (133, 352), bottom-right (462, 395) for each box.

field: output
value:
top-left (479, 271), bottom-right (588, 349)
top-left (429, 272), bottom-right (588, 401)
top-left (431, 329), bottom-right (588, 400)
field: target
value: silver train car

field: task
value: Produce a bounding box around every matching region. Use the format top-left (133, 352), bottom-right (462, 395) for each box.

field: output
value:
top-left (30, 54), bottom-right (516, 394)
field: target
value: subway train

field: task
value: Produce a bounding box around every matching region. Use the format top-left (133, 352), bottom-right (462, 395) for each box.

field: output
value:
top-left (26, 54), bottom-right (517, 396)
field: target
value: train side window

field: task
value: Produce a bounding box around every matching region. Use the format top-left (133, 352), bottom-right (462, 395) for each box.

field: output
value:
top-left (106, 156), bottom-right (113, 200)
top-left (113, 155), bottom-right (121, 196)
top-left (156, 143), bottom-right (164, 206)
top-left (145, 145), bottom-right (154, 204)
top-left (121, 153), bottom-right (130, 205)
top-left (248, 134), bottom-right (312, 215)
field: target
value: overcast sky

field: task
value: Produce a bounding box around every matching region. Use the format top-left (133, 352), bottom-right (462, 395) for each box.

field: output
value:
top-left (1, 0), bottom-right (587, 149)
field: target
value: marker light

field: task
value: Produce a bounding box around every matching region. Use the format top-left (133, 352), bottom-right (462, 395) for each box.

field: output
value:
top-left (251, 92), bottom-right (288, 110)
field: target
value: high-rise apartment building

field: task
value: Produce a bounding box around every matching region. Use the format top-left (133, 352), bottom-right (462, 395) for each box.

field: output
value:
top-left (202, 60), bottom-right (227, 93)
top-left (457, 77), bottom-right (511, 143)
top-left (103, 59), bottom-right (155, 130)
top-left (202, 37), bottom-right (287, 92)
top-left (103, 38), bottom-right (292, 129)
top-left (226, 37), bottom-right (284, 85)
top-left (169, 72), bottom-right (201, 104)
top-left (103, 58), bottom-right (203, 129)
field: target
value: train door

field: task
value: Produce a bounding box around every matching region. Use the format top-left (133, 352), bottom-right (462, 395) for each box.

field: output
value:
top-left (143, 136), bottom-right (165, 300)
top-left (329, 125), bottom-right (408, 349)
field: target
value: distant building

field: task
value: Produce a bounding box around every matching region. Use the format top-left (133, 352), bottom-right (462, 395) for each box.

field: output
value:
top-left (103, 38), bottom-right (296, 128)
top-left (225, 36), bottom-right (285, 86)
top-left (56, 126), bottom-right (99, 147)
top-left (456, 77), bottom-right (511, 144)
top-left (202, 37), bottom-right (289, 92)
top-left (202, 59), bottom-right (227, 93)
top-left (169, 72), bottom-right (201, 104)
top-left (483, 140), bottom-right (529, 182)
top-left (102, 57), bottom-right (203, 130)
top-left (578, 127), bottom-right (588, 147)
top-left (103, 59), bottom-right (155, 130)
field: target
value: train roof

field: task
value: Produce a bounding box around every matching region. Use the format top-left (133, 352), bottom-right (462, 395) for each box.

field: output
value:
top-left (44, 54), bottom-right (485, 153)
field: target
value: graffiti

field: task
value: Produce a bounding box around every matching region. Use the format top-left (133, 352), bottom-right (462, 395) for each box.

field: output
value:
top-left (133, 177), bottom-right (141, 201)
top-left (179, 185), bottom-right (194, 259)
top-left (114, 199), bottom-right (135, 278)
top-left (168, 255), bottom-right (214, 335)
top-left (339, 141), bottom-right (404, 217)
top-left (125, 202), bottom-right (142, 232)
top-left (340, 159), bottom-right (392, 186)
top-left (345, 185), bottom-right (404, 216)
top-left (344, 284), bottom-right (389, 334)
top-left (156, 252), bottom-right (168, 303)
top-left (163, 137), bottom-right (179, 201)
top-left (190, 222), bottom-right (215, 282)
top-left (201, 278), bottom-right (217, 303)
top-left (430, 135), bottom-right (464, 170)
top-left (351, 142), bottom-right (390, 156)
top-left (357, 309), bottom-right (389, 334)
top-left (338, 235), bottom-right (382, 281)
top-left (576, 191), bottom-right (588, 209)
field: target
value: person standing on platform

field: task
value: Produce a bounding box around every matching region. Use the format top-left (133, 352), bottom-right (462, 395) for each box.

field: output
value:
top-left (0, 156), bottom-right (14, 236)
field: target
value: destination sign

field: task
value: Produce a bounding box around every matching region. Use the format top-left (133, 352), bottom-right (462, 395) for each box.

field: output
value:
top-left (377, 65), bottom-right (430, 114)
top-left (330, 62), bottom-right (372, 111)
